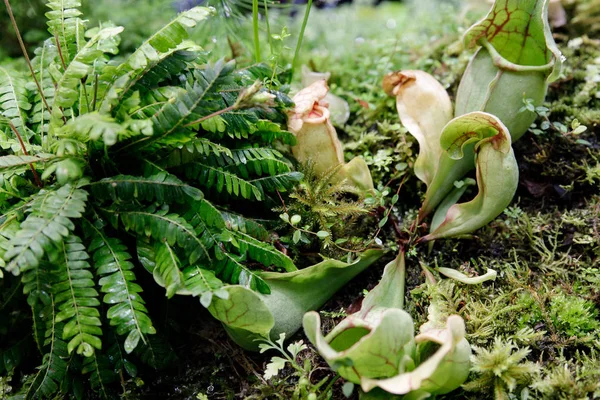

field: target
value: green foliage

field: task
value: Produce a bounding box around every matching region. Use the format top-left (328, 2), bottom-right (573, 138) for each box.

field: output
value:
top-left (0, 1), bottom-right (301, 398)
top-left (463, 338), bottom-right (539, 399)
top-left (548, 292), bottom-right (600, 338)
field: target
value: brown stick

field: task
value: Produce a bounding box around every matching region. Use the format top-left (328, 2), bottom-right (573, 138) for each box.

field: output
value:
top-left (8, 121), bottom-right (43, 188)
top-left (3, 0), bottom-right (52, 113)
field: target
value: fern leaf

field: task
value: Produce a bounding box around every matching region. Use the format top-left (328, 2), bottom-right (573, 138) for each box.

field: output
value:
top-left (57, 112), bottom-right (128, 146)
top-left (134, 334), bottom-right (176, 370)
top-left (90, 172), bottom-right (203, 204)
top-left (233, 231), bottom-right (296, 272)
top-left (81, 352), bottom-right (115, 398)
top-left (179, 265), bottom-right (227, 308)
top-left (250, 171), bottom-right (303, 195)
top-left (3, 184), bottom-right (88, 275)
top-left (25, 299), bottom-right (69, 399)
top-left (153, 241), bottom-right (184, 298)
top-left (251, 120), bottom-right (297, 145)
top-left (50, 26), bottom-right (124, 131)
top-left (186, 161), bottom-right (262, 200)
top-left (214, 251), bottom-right (270, 294)
top-left (52, 235), bottom-right (102, 356)
top-left (160, 138), bottom-right (233, 168)
top-left (0, 154), bottom-right (53, 173)
top-left (213, 147), bottom-right (291, 177)
top-left (85, 221), bottom-right (155, 354)
top-left (45, 0), bottom-right (86, 64)
top-left (29, 39), bottom-right (59, 134)
top-left (0, 67), bottom-right (32, 139)
top-left (116, 7), bottom-right (211, 76)
top-left (221, 211), bottom-right (269, 241)
top-left (106, 206), bottom-right (211, 263)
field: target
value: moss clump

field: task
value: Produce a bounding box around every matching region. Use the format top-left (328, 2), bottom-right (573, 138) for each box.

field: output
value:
top-left (549, 293), bottom-right (600, 338)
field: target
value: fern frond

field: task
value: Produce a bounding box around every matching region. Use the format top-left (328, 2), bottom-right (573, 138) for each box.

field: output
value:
top-left (22, 260), bottom-right (55, 351)
top-left (106, 206), bottom-right (211, 263)
top-left (25, 299), bottom-right (69, 399)
top-left (86, 221), bottom-right (155, 353)
top-left (160, 138), bottom-right (233, 168)
top-left (111, 7), bottom-right (212, 82)
top-left (52, 235), bottom-right (102, 356)
top-left (186, 161), bottom-right (262, 200)
top-left (0, 67), bottom-right (32, 140)
top-left (128, 59), bottom-right (235, 149)
top-left (252, 120), bottom-right (297, 146)
top-left (0, 154), bottom-right (53, 173)
top-left (90, 172), bottom-right (203, 204)
top-left (232, 230), bottom-right (296, 272)
top-left (3, 184), bottom-right (88, 275)
top-left (221, 211), bottom-right (269, 241)
top-left (214, 251), bottom-right (270, 294)
top-left (29, 39), bottom-right (59, 135)
top-left (250, 171), bottom-right (303, 195)
top-left (134, 334), bottom-right (176, 370)
top-left (45, 0), bottom-right (86, 64)
top-left (82, 351), bottom-right (115, 398)
top-left (214, 147), bottom-right (291, 177)
top-left (50, 27), bottom-right (124, 131)
top-left (179, 265), bottom-right (226, 308)
top-left (153, 241), bottom-right (184, 298)
top-left (57, 112), bottom-right (129, 146)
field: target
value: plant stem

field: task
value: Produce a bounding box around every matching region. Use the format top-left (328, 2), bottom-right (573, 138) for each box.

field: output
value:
top-left (8, 121), bottom-right (43, 188)
top-left (291, 0), bottom-right (313, 81)
top-left (182, 104), bottom-right (237, 128)
top-left (3, 0), bottom-right (52, 113)
top-left (263, 0), bottom-right (273, 56)
top-left (398, 250), bottom-right (406, 309)
top-left (252, 0), bottom-right (260, 63)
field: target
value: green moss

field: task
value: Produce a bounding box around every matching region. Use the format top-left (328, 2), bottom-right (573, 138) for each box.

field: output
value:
top-left (549, 293), bottom-right (600, 338)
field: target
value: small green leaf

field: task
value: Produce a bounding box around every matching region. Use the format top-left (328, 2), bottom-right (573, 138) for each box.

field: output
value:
top-left (124, 330), bottom-right (141, 354)
top-left (316, 231), bottom-right (329, 239)
top-left (290, 215), bottom-right (301, 225)
top-left (342, 382), bottom-right (354, 397)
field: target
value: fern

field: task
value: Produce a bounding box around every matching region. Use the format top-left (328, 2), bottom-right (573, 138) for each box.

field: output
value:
top-left (0, 67), bottom-right (32, 141)
top-left (50, 26), bottom-right (124, 131)
top-left (51, 235), bottom-right (102, 356)
top-left (89, 172), bottom-right (203, 204)
top-left (86, 221), bottom-right (155, 353)
top-left (232, 230), bottom-right (296, 272)
top-left (3, 184), bottom-right (88, 275)
top-left (160, 137), bottom-right (233, 168)
top-left (153, 241), bottom-right (184, 298)
top-left (45, 0), bottom-right (86, 65)
top-left (25, 300), bottom-right (69, 399)
top-left (179, 265), bottom-right (227, 307)
top-left (0, 154), bottom-right (53, 174)
top-left (106, 205), bottom-right (211, 263)
top-left (187, 161), bottom-right (263, 200)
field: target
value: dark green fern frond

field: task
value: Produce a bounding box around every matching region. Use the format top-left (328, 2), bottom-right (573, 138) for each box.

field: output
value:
top-left (0, 154), bottom-right (54, 174)
top-left (214, 251), bottom-right (270, 294)
top-left (90, 172), bottom-right (202, 204)
top-left (86, 221), bottom-right (155, 353)
top-left (3, 183), bottom-right (88, 275)
top-left (160, 137), bottom-right (233, 169)
top-left (29, 39), bottom-right (59, 135)
top-left (186, 161), bottom-right (263, 200)
top-left (106, 205), bottom-right (211, 263)
top-left (134, 334), bottom-right (176, 370)
top-left (22, 260), bottom-right (55, 351)
top-left (25, 300), bottom-right (69, 399)
top-left (231, 230), bottom-right (296, 272)
top-left (250, 171), bottom-right (303, 196)
top-left (221, 211), bottom-right (269, 241)
top-left (82, 351), bottom-right (115, 398)
top-left (51, 235), bottom-right (102, 356)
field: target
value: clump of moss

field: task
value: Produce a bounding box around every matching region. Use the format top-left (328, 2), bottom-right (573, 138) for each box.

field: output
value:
top-left (549, 293), bottom-right (600, 338)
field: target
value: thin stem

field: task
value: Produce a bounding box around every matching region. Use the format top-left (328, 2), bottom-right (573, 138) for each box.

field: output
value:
top-left (182, 104), bottom-right (237, 128)
top-left (91, 73), bottom-right (99, 111)
top-left (263, 0), bottom-right (273, 56)
top-left (3, 0), bottom-right (52, 113)
top-left (54, 33), bottom-right (67, 70)
top-left (398, 250), bottom-right (406, 309)
top-left (252, 0), bottom-right (260, 63)
top-left (291, 0), bottom-right (313, 81)
top-left (8, 121), bottom-right (43, 188)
